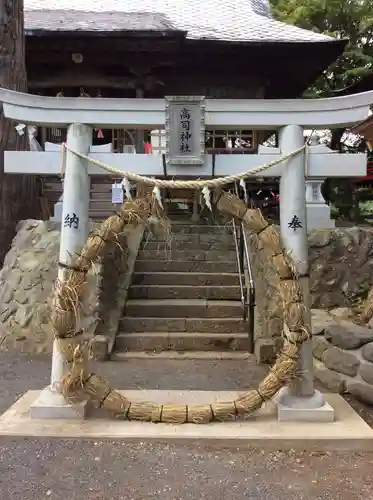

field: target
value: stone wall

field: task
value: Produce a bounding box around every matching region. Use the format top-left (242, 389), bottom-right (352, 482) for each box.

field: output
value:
top-left (244, 228), bottom-right (282, 363)
top-left (250, 226), bottom-right (373, 362)
top-left (0, 219), bottom-right (144, 355)
top-left (312, 308), bottom-right (373, 404)
top-left (309, 227), bottom-right (373, 308)
top-left (93, 223), bottom-right (145, 356)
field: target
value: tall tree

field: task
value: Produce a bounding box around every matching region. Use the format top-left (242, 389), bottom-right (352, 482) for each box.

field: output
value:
top-left (270, 0), bottom-right (373, 96)
top-left (0, 0), bottom-right (39, 263)
top-left (270, 0), bottom-right (373, 220)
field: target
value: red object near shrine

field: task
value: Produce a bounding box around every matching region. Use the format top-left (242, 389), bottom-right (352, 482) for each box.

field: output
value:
top-left (355, 157), bottom-right (373, 183)
top-left (144, 142), bottom-right (153, 154)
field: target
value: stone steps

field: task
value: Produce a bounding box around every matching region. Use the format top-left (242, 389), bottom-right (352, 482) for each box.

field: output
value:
top-left (161, 224), bottom-right (232, 234)
top-left (144, 232), bottom-right (234, 244)
top-left (115, 332), bottom-right (248, 352)
top-left (137, 249), bottom-right (236, 261)
top-left (128, 285), bottom-right (241, 300)
top-left (132, 272), bottom-right (240, 286)
top-left (113, 221), bottom-right (246, 360)
top-left (135, 260), bottom-right (238, 273)
top-left (119, 317), bottom-right (246, 333)
top-left (124, 299), bottom-right (243, 318)
top-left (142, 240), bottom-right (235, 251)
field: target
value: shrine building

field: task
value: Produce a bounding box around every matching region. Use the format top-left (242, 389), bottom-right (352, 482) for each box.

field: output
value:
top-left (24, 0), bottom-right (346, 220)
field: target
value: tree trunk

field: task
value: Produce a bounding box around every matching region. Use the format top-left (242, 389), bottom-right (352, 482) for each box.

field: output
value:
top-left (0, 0), bottom-right (39, 264)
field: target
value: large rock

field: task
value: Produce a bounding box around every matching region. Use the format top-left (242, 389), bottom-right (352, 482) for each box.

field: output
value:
top-left (313, 358), bottom-right (346, 394)
top-left (322, 346), bottom-right (360, 377)
top-left (311, 309), bottom-right (337, 335)
top-left (324, 322), bottom-right (373, 350)
top-left (312, 336), bottom-right (329, 361)
top-left (359, 363), bottom-right (373, 386)
top-left (362, 343), bottom-right (373, 363)
top-left (347, 381), bottom-right (373, 405)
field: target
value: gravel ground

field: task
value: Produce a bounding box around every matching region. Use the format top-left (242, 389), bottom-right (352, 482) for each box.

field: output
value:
top-left (1, 351), bottom-right (373, 500)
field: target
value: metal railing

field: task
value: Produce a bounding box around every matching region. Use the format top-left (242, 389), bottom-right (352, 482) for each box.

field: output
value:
top-left (232, 218), bottom-right (256, 354)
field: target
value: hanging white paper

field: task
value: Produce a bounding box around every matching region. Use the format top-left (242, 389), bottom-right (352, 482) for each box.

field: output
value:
top-left (202, 186), bottom-right (212, 211)
top-left (121, 177), bottom-right (132, 200)
top-left (111, 183), bottom-right (124, 204)
top-left (15, 123), bottom-right (26, 136)
top-left (152, 186), bottom-right (163, 209)
top-left (239, 178), bottom-right (248, 204)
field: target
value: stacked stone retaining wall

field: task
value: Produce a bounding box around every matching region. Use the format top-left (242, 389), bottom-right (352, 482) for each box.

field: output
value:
top-left (250, 226), bottom-right (373, 361)
top-left (312, 308), bottom-right (373, 404)
top-left (0, 219), bottom-right (144, 354)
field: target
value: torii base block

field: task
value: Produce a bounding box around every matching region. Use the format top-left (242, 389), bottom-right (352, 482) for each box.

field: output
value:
top-left (1, 390), bottom-right (372, 451)
top-left (29, 386), bottom-right (88, 420)
top-left (276, 387), bottom-right (335, 422)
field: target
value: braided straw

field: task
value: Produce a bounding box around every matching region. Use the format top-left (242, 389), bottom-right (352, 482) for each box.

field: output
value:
top-left (51, 192), bottom-right (309, 424)
top-left (63, 143), bottom-right (306, 189)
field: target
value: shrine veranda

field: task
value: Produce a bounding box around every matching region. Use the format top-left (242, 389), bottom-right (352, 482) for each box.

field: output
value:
top-left (1, 88), bottom-right (373, 446)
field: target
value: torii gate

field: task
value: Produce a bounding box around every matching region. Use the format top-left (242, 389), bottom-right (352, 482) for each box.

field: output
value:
top-left (0, 88), bottom-right (372, 423)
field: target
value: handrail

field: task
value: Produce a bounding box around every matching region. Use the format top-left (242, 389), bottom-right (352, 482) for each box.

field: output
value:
top-left (240, 221), bottom-right (256, 354)
top-left (232, 220), bottom-right (246, 311)
top-left (231, 217), bottom-right (255, 354)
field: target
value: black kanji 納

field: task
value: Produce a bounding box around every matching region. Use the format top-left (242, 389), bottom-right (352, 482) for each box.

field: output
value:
top-left (64, 213), bottom-right (80, 229)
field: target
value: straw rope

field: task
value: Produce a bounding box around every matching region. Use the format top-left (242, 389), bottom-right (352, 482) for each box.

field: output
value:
top-left (51, 191), bottom-right (309, 424)
top-left (62, 143), bottom-right (306, 189)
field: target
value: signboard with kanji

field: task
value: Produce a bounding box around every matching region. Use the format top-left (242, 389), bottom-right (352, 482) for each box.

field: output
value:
top-left (165, 95), bottom-right (205, 166)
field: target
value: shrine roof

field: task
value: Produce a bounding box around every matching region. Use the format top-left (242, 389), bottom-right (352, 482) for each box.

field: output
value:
top-left (350, 115), bottom-right (373, 142)
top-left (24, 0), bottom-right (337, 44)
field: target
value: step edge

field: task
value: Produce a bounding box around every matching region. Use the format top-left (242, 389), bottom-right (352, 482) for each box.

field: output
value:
top-left (135, 260), bottom-right (238, 263)
top-left (132, 272), bottom-right (239, 276)
top-left (129, 285), bottom-right (241, 289)
top-left (116, 332), bottom-right (248, 337)
top-left (120, 316), bottom-right (244, 321)
top-left (125, 299), bottom-right (242, 305)
top-left (111, 351), bottom-right (250, 359)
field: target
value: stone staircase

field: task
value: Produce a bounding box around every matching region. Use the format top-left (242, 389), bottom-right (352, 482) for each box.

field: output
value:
top-left (113, 220), bottom-right (250, 360)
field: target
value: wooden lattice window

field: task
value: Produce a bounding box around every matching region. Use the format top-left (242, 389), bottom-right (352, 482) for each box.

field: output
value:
top-left (112, 129), bottom-right (136, 152)
top-left (205, 129), bottom-right (257, 154)
top-left (39, 127), bottom-right (67, 147)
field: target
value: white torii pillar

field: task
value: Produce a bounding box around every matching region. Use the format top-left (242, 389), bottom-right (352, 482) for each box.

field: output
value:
top-left (276, 124), bottom-right (334, 422)
top-left (30, 123), bottom-right (92, 419)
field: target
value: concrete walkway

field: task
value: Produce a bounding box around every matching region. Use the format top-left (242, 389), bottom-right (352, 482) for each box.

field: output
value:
top-left (1, 351), bottom-right (373, 500)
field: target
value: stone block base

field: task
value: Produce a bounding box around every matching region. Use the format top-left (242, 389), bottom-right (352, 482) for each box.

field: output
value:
top-left (29, 386), bottom-right (88, 420)
top-left (254, 338), bottom-right (277, 363)
top-left (89, 334), bottom-right (109, 361)
top-left (276, 387), bottom-right (335, 422)
top-left (307, 204), bottom-right (335, 230)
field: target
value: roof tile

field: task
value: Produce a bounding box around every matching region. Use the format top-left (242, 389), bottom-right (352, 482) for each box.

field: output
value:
top-left (24, 0), bottom-right (335, 43)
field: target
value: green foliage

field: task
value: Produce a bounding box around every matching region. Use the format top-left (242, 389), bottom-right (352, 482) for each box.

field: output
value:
top-left (269, 0), bottom-right (373, 95)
